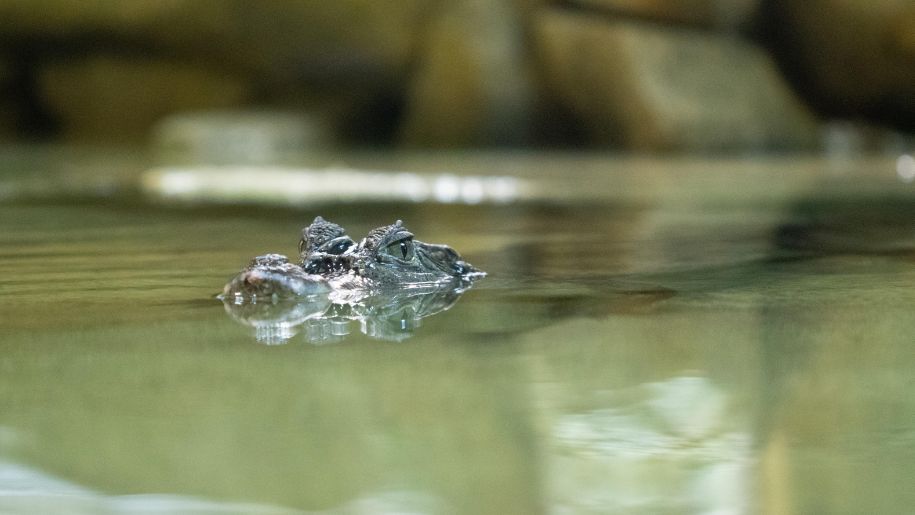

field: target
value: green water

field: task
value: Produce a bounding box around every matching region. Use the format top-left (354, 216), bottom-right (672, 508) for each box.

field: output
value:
top-left (1, 158), bottom-right (915, 514)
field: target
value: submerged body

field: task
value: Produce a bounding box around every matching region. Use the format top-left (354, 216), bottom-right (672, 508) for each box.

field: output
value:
top-left (223, 217), bottom-right (484, 303)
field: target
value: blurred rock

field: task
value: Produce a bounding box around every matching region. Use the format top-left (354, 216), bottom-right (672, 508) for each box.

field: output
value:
top-left (38, 56), bottom-right (251, 142)
top-left (765, 0), bottom-right (915, 130)
top-left (0, 0), bottom-right (199, 37)
top-left (535, 11), bottom-right (820, 152)
top-left (896, 5), bottom-right (915, 59)
top-left (0, 0), bottom-right (910, 148)
top-left (0, 0), bottom-right (441, 144)
top-left (0, 57), bottom-right (14, 138)
top-left (152, 110), bottom-right (332, 165)
top-left (0, 57), bottom-right (9, 88)
top-left (0, 0), bottom-right (428, 88)
top-left (564, 0), bottom-right (760, 30)
top-left (399, 0), bottom-right (534, 147)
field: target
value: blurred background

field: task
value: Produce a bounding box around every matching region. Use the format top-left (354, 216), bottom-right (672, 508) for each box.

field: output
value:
top-left (0, 0), bottom-right (912, 153)
top-left (2, 3), bottom-right (915, 515)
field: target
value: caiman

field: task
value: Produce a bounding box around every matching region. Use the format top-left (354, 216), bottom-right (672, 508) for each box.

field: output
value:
top-left (220, 217), bottom-right (484, 343)
top-left (223, 216), bottom-right (483, 302)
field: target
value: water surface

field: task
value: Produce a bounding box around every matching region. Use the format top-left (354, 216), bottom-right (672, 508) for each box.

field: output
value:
top-left (1, 156), bottom-right (914, 514)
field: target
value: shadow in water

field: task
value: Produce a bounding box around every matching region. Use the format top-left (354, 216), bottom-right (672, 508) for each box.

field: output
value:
top-left (772, 196), bottom-right (915, 260)
top-left (221, 281), bottom-right (475, 344)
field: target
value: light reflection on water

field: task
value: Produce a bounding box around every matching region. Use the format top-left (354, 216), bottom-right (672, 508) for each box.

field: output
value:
top-left (0, 164), bottom-right (914, 514)
top-left (543, 376), bottom-right (752, 514)
top-left (897, 154), bottom-right (915, 183)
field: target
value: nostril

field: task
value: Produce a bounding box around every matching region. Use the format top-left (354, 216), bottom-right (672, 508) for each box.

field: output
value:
top-left (454, 261), bottom-right (476, 275)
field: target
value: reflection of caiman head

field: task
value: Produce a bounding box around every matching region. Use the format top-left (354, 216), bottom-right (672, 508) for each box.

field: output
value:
top-left (223, 282), bottom-right (470, 344)
top-left (220, 216), bottom-right (484, 344)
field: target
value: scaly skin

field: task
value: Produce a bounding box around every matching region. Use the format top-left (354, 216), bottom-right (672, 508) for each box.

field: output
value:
top-left (223, 217), bottom-right (483, 302)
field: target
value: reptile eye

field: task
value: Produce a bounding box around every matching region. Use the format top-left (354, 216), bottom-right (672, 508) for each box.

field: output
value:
top-left (383, 238), bottom-right (415, 261)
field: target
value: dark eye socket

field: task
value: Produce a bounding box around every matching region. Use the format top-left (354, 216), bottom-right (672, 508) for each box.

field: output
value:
top-left (383, 238), bottom-right (415, 261)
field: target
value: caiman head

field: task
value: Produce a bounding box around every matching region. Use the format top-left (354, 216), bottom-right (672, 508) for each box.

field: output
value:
top-left (298, 216), bottom-right (356, 276)
top-left (299, 217), bottom-right (482, 287)
top-left (222, 253), bottom-right (329, 301)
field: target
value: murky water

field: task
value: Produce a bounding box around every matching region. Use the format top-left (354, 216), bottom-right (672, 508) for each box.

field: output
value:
top-left (1, 155), bottom-right (914, 514)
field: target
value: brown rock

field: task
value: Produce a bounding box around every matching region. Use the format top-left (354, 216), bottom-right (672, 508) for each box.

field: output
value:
top-left (0, 1), bottom-right (436, 142)
top-left (564, 0), bottom-right (759, 30)
top-left (0, 57), bottom-right (9, 84)
top-left (894, 6), bottom-right (915, 60)
top-left (765, 0), bottom-right (915, 130)
top-left (399, 0), bottom-right (535, 147)
top-left (0, 0), bottom-right (430, 86)
top-left (0, 57), bottom-right (16, 138)
top-left (535, 11), bottom-right (820, 152)
top-left (38, 56), bottom-right (251, 142)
